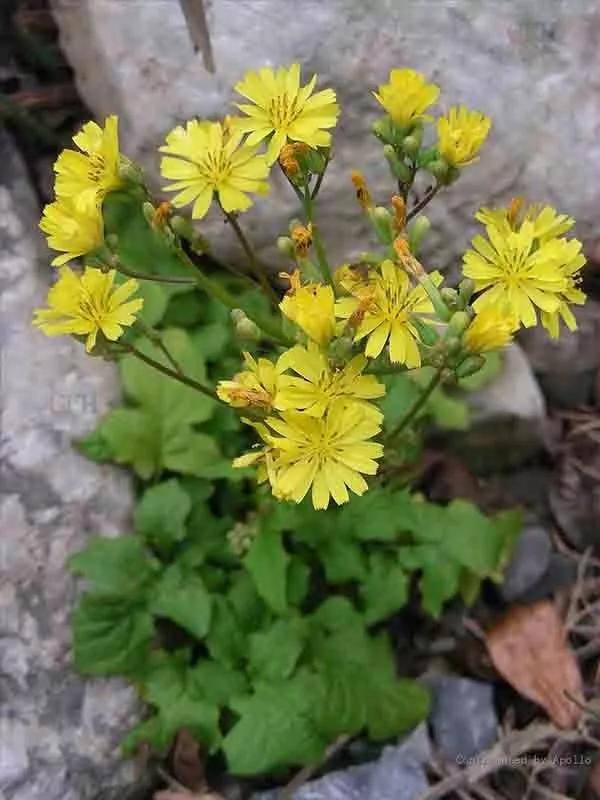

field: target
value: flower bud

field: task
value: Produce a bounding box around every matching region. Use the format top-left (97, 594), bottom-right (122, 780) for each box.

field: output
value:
top-left (455, 354), bottom-right (486, 378)
top-left (142, 202), bottom-right (156, 225)
top-left (277, 236), bottom-right (295, 258)
top-left (291, 223), bottom-right (313, 258)
top-left (328, 335), bottom-right (355, 363)
top-left (391, 195), bottom-right (406, 232)
top-left (372, 117), bottom-right (396, 144)
top-left (408, 215), bottom-right (431, 256)
top-left (351, 171), bottom-right (373, 210)
top-left (441, 288), bottom-right (460, 311)
top-left (411, 316), bottom-right (439, 346)
top-left (458, 278), bottom-right (475, 304)
top-left (383, 145), bottom-right (411, 182)
top-left (402, 135), bottom-right (420, 156)
top-left (369, 206), bottom-right (394, 244)
top-left (231, 309), bottom-right (261, 342)
top-left (427, 159), bottom-right (449, 182)
top-left (118, 159), bottom-right (144, 185)
top-left (448, 310), bottom-right (470, 336)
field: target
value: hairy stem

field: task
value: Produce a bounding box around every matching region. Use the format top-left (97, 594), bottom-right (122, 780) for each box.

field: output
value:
top-left (136, 319), bottom-right (183, 376)
top-left (406, 184), bottom-right (440, 223)
top-left (123, 341), bottom-right (219, 402)
top-left (112, 263), bottom-right (198, 285)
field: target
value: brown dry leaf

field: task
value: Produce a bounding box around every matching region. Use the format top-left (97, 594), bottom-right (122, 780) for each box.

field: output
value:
top-left (171, 728), bottom-right (206, 792)
top-left (486, 600), bottom-right (584, 729)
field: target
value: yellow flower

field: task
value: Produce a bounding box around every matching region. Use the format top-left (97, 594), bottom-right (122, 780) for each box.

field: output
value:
top-left (233, 63), bottom-right (340, 164)
top-left (54, 116), bottom-right (122, 212)
top-left (33, 267), bottom-right (143, 352)
top-left (437, 106), bottom-right (491, 167)
top-left (463, 218), bottom-right (581, 328)
top-left (216, 352), bottom-right (282, 409)
top-left (40, 198), bottom-right (104, 266)
top-left (279, 271), bottom-right (336, 345)
top-left (160, 120), bottom-right (270, 219)
top-left (240, 403), bottom-right (384, 510)
top-left (539, 237), bottom-right (587, 338)
top-left (335, 260), bottom-right (439, 366)
top-left (276, 342), bottom-right (385, 418)
top-left (373, 68), bottom-right (440, 126)
top-left (477, 202), bottom-right (575, 243)
top-left (464, 306), bottom-right (517, 353)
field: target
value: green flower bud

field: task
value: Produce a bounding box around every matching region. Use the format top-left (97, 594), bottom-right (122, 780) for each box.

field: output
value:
top-left (231, 309), bottom-right (261, 342)
top-left (277, 236), bottom-right (295, 258)
top-left (441, 288), bottom-right (460, 311)
top-left (118, 159), bottom-right (144, 185)
top-left (408, 215), bottom-right (431, 256)
top-left (142, 202), bottom-right (156, 225)
top-left (369, 206), bottom-right (394, 244)
top-left (328, 335), bottom-right (355, 363)
top-left (383, 145), bottom-right (412, 182)
top-left (448, 310), bottom-right (469, 336)
top-left (427, 159), bottom-right (449, 182)
top-left (458, 278), bottom-right (475, 303)
top-left (455, 354), bottom-right (486, 378)
top-left (402, 135), bottom-right (420, 156)
top-left (410, 315), bottom-right (439, 346)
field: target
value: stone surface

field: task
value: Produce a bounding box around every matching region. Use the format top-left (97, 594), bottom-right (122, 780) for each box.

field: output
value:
top-left (519, 301), bottom-right (600, 408)
top-left (428, 677), bottom-right (498, 762)
top-left (253, 724), bottom-right (431, 800)
top-left (0, 129), bottom-right (138, 799)
top-left (501, 525), bottom-right (552, 602)
top-left (447, 344), bottom-right (546, 472)
top-left (518, 553), bottom-right (578, 603)
top-left (51, 0), bottom-right (600, 269)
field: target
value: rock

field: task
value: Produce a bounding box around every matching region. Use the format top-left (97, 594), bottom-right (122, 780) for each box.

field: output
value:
top-left (519, 301), bottom-right (600, 408)
top-left (52, 0), bottom-right (600, 268)
top-left (428, 677), bottom-right (498, 762)
top-left (518, 553), bottom-right (578, 603)
top-left (446, 344), bottom-right (546, 472)
top-left (0, 129), bottom-right (138, 799)
top-left (253, 724), bottom-right (431, 800)
top-left (501, 525), bottom-right (552, 602)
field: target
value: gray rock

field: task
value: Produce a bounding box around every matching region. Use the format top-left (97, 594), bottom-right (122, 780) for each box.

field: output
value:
top-left (446, 344), bottom-right (546, 472)
top-left (0, 129), bottom-right (137, 798)
top-left (519, 301), bottom-right (600, 408)
top-left (253, 724), bottom-right (431, 800)
top-left (51, 0), bottom-right (600, 269)
top-left (518, 553), bottom-right (578, 603)
top-left (429, 677), bottom-right (498, 762)
top-left (501, 525), bottom-right (552, 602)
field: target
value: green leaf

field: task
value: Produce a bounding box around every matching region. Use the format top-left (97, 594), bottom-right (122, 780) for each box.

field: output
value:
top-left (98, 408), bottom-right (160, 480)
top-left (69, 535), bottom-right (158, 596)
top-left (134, 479), bottom-right (191, 551)
top-left (223, 670), bottom-right (326, 775)
top-left (74, 428), bottom-right (113, 463)
top-left (72, 594), bottom-right (154, 676)
top-left (248, 618), bottom-right (308, 681)
top-left (206, 597), bottom-right (248, 668)
top-left (244, 529), bottom-right (289, 614)
top-left (191, 321), bottom-right (230, 362)
top-left (318, 538), bottom-right (366, 583)
top-left (360, 554), bottom-right (408, 624)
top-left (150, 563), bottom-right (212, 638)
top-left (124, 650), bottom-right (221, 754)
top-left (188, 660), bottom-right (248, 705)
top-left (287, 559), bottom-right (311, 607)
top-left (134, 280), bottom-right (172, 327)
top-left (426, 386), bottom-right (470, 430)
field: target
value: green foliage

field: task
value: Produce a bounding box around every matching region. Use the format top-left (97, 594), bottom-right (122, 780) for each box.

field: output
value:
top-left (71, 273), bottom-right (521, 778)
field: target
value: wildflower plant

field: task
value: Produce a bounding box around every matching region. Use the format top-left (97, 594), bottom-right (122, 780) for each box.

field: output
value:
top-left (35, 65), bottom-right (586, 778)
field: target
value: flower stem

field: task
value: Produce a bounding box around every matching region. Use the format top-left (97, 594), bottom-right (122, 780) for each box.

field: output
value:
top-left (386, 367), bottom-right (444, 445)
top-left (406, 184), bottom-right (440, 223)
top-left (223, 208), bottom-right (279, 307)
top-left (176, 247), bottom-right (293, 346)
top-left (136, 319), bottom-right (184, 376)
top-left (302, 185), bottom-right (333, 286)
top-left (111, 264), bottom-right (198, 285)
top-left (122, 341), bottom-right (220, 402)
top-left (310, 152), bottom-right (330, 200)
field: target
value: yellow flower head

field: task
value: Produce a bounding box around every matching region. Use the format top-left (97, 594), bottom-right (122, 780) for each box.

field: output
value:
top-left (335, 259), bottom-right (439, 366)
top-left (276, 341), bottom-right (385, 419)
top-left (464, 306), bottom-right (517, 354)
top-left (160, 119), bottom-right (270, 219)
top-left (373, 68), bottom-right (440, 126)
top-left (54, 116), bottom-right (122, 212)
top-left (244, 403), bottom-right (384, 510)
top-left (216, 351), bottom-right (282, 409)
top-left (437, 106), bottom-right (491, 167)
top-left (477, 202), bottom-right (575, 244)
top-left (33, 267), bottom-right (143, 352)
top-left (539, 237), bottom-right (587, 338)
top-left (40, 198), bottom-right (104, 266)
top-left (462, 218), bottom-right (583, 328)
top-left (279, 271), bottom-right (336, 345)
top-left (233, 63), bottom-right (340, 164)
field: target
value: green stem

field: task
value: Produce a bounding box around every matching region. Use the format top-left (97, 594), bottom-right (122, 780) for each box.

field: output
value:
top-left (113, 264), bottom-right (198, 285)
top-left (302, 185), bottom-right (333, 286)
top-left (386, 367), bottom-right (444, 445)
top-left (223, 208), bottom-right (279, 307)
top-left (123, 341), bottom-right (220, 402)
top-left (310, 152), bottom-right (330, 200)
top-left (136, 320), bottom-right (183, 376)
top-left (176, 247), bottom-right (292, 346)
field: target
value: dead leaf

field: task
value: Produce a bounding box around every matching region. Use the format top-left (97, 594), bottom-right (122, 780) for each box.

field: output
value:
top-left (171, 728), bottom-right (206, 792)
top-left (486, 600), bottom-right (584, 729)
